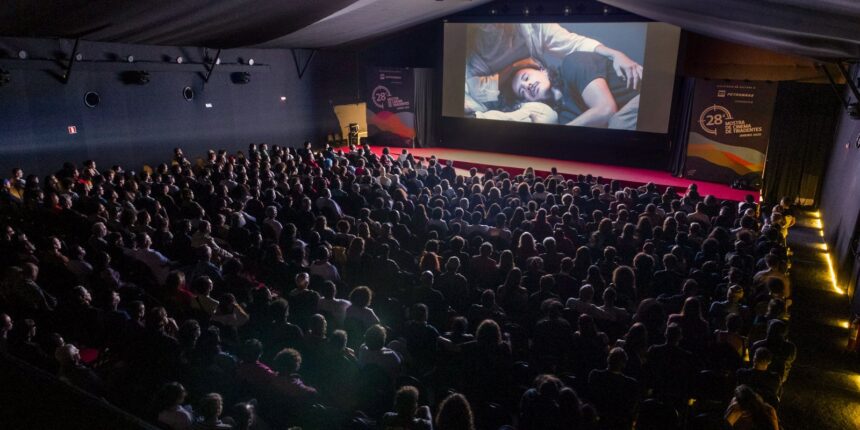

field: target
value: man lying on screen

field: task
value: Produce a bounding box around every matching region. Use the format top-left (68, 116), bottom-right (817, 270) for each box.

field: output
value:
top-left (465, 23), bottom-right (643, 114)
top-left (483, 53), bottom-right (640, 129)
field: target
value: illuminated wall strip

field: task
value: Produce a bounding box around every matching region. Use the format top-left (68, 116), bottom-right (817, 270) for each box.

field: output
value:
top-left (816, 211), bottom-right (844, 295)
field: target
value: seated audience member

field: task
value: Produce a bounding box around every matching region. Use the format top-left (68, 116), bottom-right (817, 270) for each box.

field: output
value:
top-left (381, 385), bottom-right (433, 430)
top-left (317, 281), bottom-right (351, 327)
top-left (358, 324), bottom-right (402, 378)
top-left (750, 320), bottom-right (797, 383)
top-left (193, 393), bottom-right (231, 430)
top-left (434, 393), bottom-right (475, 430)
top-left (55, 343), bottom-right (106, 396)
top-left (154, 382), bottom-right (194, 430)
top-left (646, 324), bottom-right (695, 408)
top-left (736, 347), bottom-right (781, 408)
top-left (724, 385), bottom-right (779, 430)
top-left (269, 348), bottom-right (319, 425)
top-left (588, 347), bottom-right (640, 429)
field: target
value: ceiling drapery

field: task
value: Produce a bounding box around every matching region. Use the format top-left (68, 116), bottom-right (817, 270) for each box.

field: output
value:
top-left (600, 0), bottom-right (860, 59)
top-left (0, 0), bottom-right (488, 49)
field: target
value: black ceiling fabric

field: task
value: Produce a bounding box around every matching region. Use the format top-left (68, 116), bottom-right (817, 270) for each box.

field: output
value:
top-left (0, 0), bottom-right (359, 48)
top-left (600, 0), bottom-right (860, 59)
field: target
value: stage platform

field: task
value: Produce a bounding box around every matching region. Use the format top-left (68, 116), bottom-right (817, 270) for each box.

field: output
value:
top-left (370, 146), bottom-right (757, 202)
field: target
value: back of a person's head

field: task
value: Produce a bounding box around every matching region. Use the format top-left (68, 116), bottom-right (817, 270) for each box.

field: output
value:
top-left (579, 284), bottom-right (595, 301)
top-left (198, 393), bottom-right (223, 421)
top-left (309, 314), bottom-right (328, 336)
top-left (331, 329), bottom-right (348, 350)
top-left (602, 287), bottom-right (617, 306)
top-left (350, 286), bottom-right (372, 308)
top-left (733, 385), bottom-right (774, 429)
top-left (607, 347), bottom-right (628, 371)
top-left (753, 347), bottom-right (773, 366)
top-left (665, 323), bottom-right (682, 344)
top-left (153, 382), bottom-right (186, 412)
top-left (436, 393), bottom-right (475, 430)
top-left (766, 319), bottom-right (787, 340)
top-left (411, 303), bottom-right (429, 322)
top-left (476, 319), bottom-right (501, 347)
top-left (321, 281), bottom-right (337, 299)
top-left (272, 348), bottom-right (302, 374)
top-left (238, 339), bottom-right (263, 363)
top-left (364, 324), bottom-right (387, 351)
top-left (228, 402), bottom-right (256, 430)
top-left (394, 385), bottom-right (420, 417)
top-left (533, 373), bottom-right (562, 394)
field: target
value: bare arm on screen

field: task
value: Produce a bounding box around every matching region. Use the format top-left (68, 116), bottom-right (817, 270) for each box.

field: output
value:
top-left (536, 24), bottom-right (643, 90)
top-left (566, 78), bottom-right (618, 128)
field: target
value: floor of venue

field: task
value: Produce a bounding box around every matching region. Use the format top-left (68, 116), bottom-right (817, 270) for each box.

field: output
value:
top-left (780, 211), bottom-right (860, 430)
top-left (369, 147), bottom-right (758, 202)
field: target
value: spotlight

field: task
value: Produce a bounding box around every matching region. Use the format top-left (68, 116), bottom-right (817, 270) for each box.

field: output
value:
top-left (121, 70), bottom-right (150, 85)
top-left (563, 5), bottom-right (572, 16)
top-left (126, 55), bottom-right (135, 63)
top-left (489, 7), bottom-right (498, 15)
top-left (75, 53), bottom-right (83, 61)
top-left (280, 96), bottom-right (287, 101)
top-left (176, 56), bottom-right (184, 64)
top-left (0, 68), bottom-right (9, 86)
top-left (17, 50), bottom-right (27, 60)
top-left (248, 58), bottom-right (255, 66)
top-left (84, 91), bottom-right (100, 108)
top-left (231, 71), bottom-right (251, 84)
top-left (603, 5), bottom-right (611, 15)
top-left (522, 6), bottom-right (530, 16)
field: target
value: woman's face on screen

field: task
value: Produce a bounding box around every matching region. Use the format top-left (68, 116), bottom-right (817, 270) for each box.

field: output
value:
top-left (512, 67), bottom-right (551, 102)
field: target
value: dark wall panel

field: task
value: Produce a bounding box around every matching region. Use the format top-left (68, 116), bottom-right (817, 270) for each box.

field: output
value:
top-left (0, 38), bottom-right (336, 175)
top-left (820, 64), bottom-right (860, 312)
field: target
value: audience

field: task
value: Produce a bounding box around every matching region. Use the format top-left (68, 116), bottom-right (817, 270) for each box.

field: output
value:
top-left (0, 143), bottom-right (795, 429)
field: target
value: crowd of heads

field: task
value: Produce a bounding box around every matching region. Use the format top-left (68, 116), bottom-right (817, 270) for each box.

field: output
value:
top-left (0, 142), bottom-right (796, 430)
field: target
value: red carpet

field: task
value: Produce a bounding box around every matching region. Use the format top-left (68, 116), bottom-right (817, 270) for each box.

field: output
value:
top-left (370, 146), bottom-right (758, 202)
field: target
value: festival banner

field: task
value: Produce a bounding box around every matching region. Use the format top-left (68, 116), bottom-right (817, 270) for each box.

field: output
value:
top-left (684, 80), bottom-right (778, 187)
top-left (366, 67), bottom-right (416, 147)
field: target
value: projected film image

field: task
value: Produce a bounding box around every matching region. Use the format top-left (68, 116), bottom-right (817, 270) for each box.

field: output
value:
top-left (464, 23), bottom-right (647, 130)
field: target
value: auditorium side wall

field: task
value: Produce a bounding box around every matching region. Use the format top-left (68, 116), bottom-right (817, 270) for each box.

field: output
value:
top-left (0, 37), bottom-right (350, 174)
top-left (820, 64), bottom-right (860, 314)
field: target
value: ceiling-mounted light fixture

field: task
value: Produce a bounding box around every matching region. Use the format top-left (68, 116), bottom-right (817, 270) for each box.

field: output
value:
top-left (126, 55), bottom-right (135, 63)
top-left (522, 6), bottom-right (530, 16)
top-left (176, 56), bottom-right (184, 64)
top-left (17, 50), bottom-right (28, 60)
top-left (563, 5), bottom-right (572, 16)
top-left (248, 58), bottom-right (255, 66)
top-left (603, 5), bottom-right (612, 15)
top-left (489, 6), bottom-right (498, 15)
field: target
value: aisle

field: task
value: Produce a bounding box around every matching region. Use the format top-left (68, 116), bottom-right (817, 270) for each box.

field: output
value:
top-left (778, 211), bottom-right (860, 429)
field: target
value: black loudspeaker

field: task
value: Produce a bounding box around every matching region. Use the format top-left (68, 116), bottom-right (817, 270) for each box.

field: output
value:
top-left (182, 86), bottom-right (194, 101)
top-left (84, 92), bottom-right (100, 108)
top-left (121, 70), bottom-right (150, 85)
top-left (231, 72), bottom-right (251, 84)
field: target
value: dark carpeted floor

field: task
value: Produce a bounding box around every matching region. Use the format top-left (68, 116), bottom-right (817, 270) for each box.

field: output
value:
top-left (778, 211), bottom-right (860, 430)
